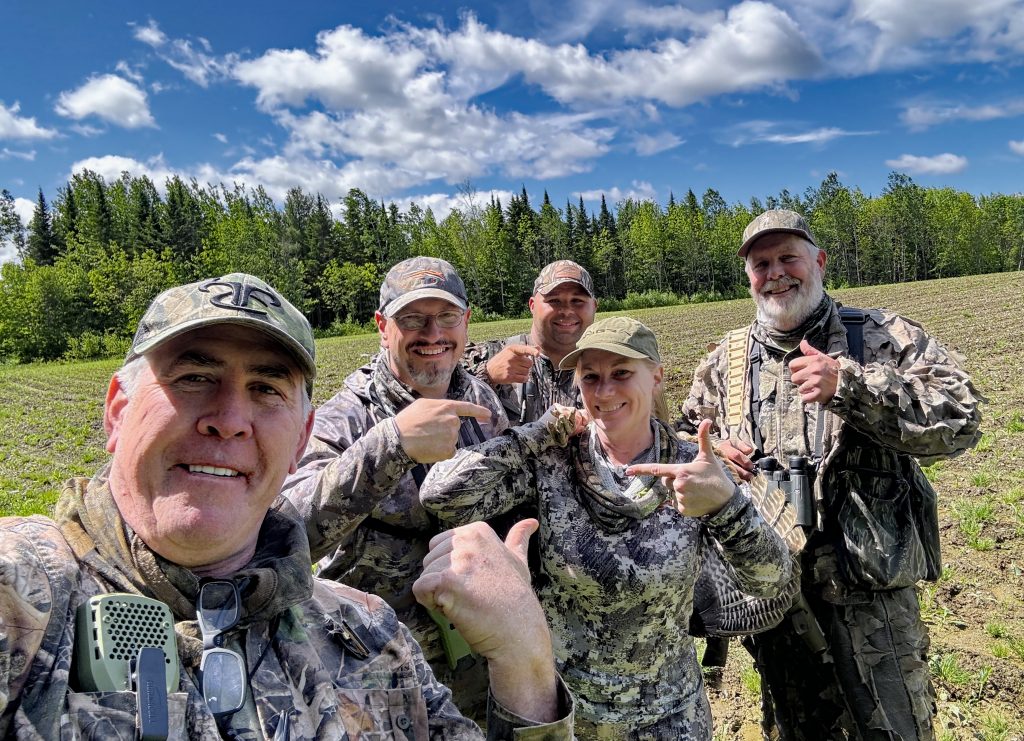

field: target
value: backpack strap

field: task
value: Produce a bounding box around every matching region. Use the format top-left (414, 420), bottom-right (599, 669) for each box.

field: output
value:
top-left (838, 306), bottom-right (866, 364)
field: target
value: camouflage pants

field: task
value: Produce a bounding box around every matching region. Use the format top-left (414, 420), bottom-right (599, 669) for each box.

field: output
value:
top-left (744, 587), bottom-right (935, 741)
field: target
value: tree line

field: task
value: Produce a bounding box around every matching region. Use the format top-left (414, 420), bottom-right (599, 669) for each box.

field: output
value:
top-left (0, 170), bottom-right (1021, 362)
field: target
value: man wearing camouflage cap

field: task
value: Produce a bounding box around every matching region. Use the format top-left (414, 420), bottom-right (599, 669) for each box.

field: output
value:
top-left (0, 272), bottom-right (573, 739)
top-left (464, 259), bottom-right (598, 424)
top-left (281, 256), bottom-right (512, 719)
top-left (678, 211), bottom-right (983, 739)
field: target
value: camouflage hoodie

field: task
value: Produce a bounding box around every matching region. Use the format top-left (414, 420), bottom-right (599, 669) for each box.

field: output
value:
top-left (0, 470), bottom-right (573, 740)
top-left (420, 416), bottom-right (791, 738)
top-left (464, 334), bottom-right (579, 424)
top-left (679, 297), bottom-right (984, 596)
top-left (278, 353), bottom-right (507, 686)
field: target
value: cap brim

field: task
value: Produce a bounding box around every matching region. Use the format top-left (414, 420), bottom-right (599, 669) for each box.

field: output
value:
top-left (383, 289), bottom-right (468, 317)
top-left (537, 278), bottom-right (592, 296)
top-left (738, 227), bottom-right (816, 257)
top-left (558, 342), bottom-right (650, 370)
top-left (128, 316), bottom-right (317, 382)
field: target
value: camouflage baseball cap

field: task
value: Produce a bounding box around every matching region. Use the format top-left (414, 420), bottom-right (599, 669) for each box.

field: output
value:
top-left (127, 273), bottom-right (316, 388)
top-left (533, 260), bottom-right (594, 296)
top-left (379, 256), bottom-right (468, 317)
top-left (738, 209), bottom-right (818, 258)
top-left (558, 317), bottom-right (660, 369)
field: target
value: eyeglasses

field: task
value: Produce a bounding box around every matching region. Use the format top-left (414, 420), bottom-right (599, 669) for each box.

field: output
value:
top-left (393, 310), bottom-right (465, 331)
top-left (197, 580), bottom-right (247, 720)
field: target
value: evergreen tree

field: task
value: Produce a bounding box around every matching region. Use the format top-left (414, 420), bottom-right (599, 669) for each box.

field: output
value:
top-left (26, 188), bottom-right (57, 264)
top-left (1, 189), bottom-right (26, 260)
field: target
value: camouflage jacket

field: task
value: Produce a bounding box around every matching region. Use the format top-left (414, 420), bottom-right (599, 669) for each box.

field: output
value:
top-left (0, 474), bottom-right (573, 740)
top-left (463, 334), bottom-right (579, 424)
top-left (420, 418), bottom-right (791, 733)
top-left (679, 297), bottom-right (983, 595)
top-left (279, 353), bottom-right (508, 671)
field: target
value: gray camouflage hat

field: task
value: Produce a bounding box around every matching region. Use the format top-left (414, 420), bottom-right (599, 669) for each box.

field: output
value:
top-left (127, 273), bottom-right (316, 388)
top-left (558, 316), bottom-right (660, 369)
top-left (738, 209), bottom-right (818, 258)
top-left (533, 259), bottom-right (594, 296)
top-left (379, 256), bottom-right (468, 317)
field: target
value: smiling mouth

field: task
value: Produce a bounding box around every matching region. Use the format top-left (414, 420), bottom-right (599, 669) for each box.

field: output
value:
top-left (597, 402), bottom-right (626, 413)
top-left (186, 464), bottom-right (241, 478)
top-left (412, 345), bottom-right (451, 357)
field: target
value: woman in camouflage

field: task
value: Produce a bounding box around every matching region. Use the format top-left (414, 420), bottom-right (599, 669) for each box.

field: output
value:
top-left (421, 317), bottom-right (792, 739)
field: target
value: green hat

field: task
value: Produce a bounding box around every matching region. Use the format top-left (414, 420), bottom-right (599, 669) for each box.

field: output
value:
top-left (558, 317), bottom-right (660, 369)
top-left (738, 209), bottom-right (817, 258)
top-left (127, 273), bottom-right (316, 390)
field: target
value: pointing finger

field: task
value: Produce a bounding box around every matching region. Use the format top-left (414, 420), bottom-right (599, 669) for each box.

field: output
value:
top-left (449, 401), bottom-right (493, 422)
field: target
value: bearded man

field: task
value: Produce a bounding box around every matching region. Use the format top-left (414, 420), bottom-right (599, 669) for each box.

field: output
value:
top-left (679, 210), bottom-right (983, 740)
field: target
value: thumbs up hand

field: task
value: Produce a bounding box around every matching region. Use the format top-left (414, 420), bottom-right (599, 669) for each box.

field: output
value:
top-left (413, 519), bottom-right (560, 721)
top-left (626, 419), bottom-right (736, 517)
top-left (789, 339), bottom-right (841, 404)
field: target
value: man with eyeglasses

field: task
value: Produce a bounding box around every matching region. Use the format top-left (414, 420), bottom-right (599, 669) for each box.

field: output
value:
top-left (463, 260), bottom-right (598, 424)
top-left (281, 256), bottom-right (513, 719)
top-left (0, 272), bottom-right (572, 739)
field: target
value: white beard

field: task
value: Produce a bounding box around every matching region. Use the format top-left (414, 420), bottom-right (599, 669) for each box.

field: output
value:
top-left (752, 270), bottom-right (825, 331)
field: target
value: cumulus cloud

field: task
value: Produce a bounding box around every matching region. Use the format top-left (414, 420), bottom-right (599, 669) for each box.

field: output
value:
top-left (884, 152), bottom-right (968, 175)
top-left (55, 75), bottom-right (156, 129)
top-left (0, 101), bottom-right (58, 140)
top-left (1010, 140), bottom-right (1024, 155)
top-left (133, 19), bottom-right (237, 86)
top-left (900, 98), bottom-right (1024, 130)
top-left (68, 154), bottom-right (178, 188)
top-left (849, 0), bottom-right (1024, 69)
top-left (575, 180), bottom-right (657, 204)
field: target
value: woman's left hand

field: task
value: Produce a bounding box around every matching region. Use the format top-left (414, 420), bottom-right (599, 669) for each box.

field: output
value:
top-left (627, 419), bottom-right (735, 517)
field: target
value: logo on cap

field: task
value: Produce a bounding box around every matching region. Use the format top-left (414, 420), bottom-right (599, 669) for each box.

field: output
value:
top-left (200, 279), bottom-right (282, 315)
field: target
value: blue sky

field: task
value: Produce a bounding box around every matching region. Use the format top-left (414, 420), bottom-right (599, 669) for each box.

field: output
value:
top-left (3, 0), bottom-right (1024, 263)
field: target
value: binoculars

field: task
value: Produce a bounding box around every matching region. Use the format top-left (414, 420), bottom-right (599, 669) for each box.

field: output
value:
top-left (758, 455), bottom-right (816, 529)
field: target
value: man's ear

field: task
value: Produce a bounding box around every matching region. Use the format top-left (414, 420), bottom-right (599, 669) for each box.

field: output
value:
top-left (103, 374), bottom-right (129, 453)
top-left (374, 311), bottom-right (389, 348)
top-left (528, 295), bottom-right (537, 314)
top-left (816, 248), bottom-right (827, 272)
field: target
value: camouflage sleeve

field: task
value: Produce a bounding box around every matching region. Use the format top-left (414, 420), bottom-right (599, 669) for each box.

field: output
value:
top-left (827, 311), bottom-right (983, 463)
top-left (487, 680), bottom-right (576, 740)
top-left (462, 338), bottom-right (509, 387)
top-left (420, 420), bottom-right (560, 525)
top-left (0, 517), bottom-right (79, 739)
top-left (702, 485), bottom-right (793, 599)
top-left (677, 340), bottom-right (730, 436)
top-left (280, 399), bottom-right (416, 562)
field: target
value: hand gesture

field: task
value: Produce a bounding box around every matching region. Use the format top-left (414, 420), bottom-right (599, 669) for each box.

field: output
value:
top-left (716, 438), bottom-right (755, 482)
top-left (485, 344), bottom-right (540, 385)
top-left (413, 520), bottom-right (559, 721)
top-left (789, 339), bottom-right (841, 404)
top-left (545, 403), bottom-right (589, 438)
top-left (394, 399), bottom-right (492, 463)
top-left (627, 419), bottom-right (735, 517)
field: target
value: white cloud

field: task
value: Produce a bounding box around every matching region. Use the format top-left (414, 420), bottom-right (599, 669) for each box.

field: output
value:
top-left (900, 98), bottom-right (1024, 130)
top-left (132, 19), bottom-right (167, 48)
top-left (133, 19), bottom-right (236, 86)
top-left (575, 180), bottom-right (657, 205)
top-left (849, 0), bottom-right (1024, 68)
top-left (1, 147), bottom-right (35, 161)
top-left (213, 132), bottom-right (228, 144)
top-left (14, 197), bottom-right (35, 227)
top-left (728, 120), bottom-right (876, 146)
top-left (0, 101), bottom-right (58, 140)
top-left (1009, 140), bottom-right (1024, 155)
top-left (115, 61), bottom-right (144, 84)
top-left (621, 4), bottom-right (726, 34)
top-left (632, 132), bottom-right (684, 156)
top-left (68, 154), bottom-right (178, 188)
top-left (55, 75), bottom-right (156, 129)
top-left (884, 152), bottom-right (968, 175)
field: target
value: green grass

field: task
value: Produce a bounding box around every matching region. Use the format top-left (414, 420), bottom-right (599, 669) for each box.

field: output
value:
top-left (930, 653), bottom-right (973, 686)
